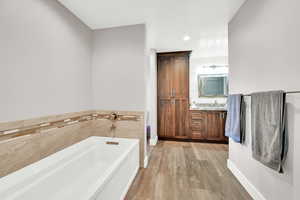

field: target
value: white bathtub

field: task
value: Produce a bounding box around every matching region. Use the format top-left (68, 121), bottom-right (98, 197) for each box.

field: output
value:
top-left (0, 136), bottom-right (139, 200)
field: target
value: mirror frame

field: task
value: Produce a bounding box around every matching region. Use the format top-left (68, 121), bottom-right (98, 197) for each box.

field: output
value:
top-left (197, 74), bottom-right (228, 98)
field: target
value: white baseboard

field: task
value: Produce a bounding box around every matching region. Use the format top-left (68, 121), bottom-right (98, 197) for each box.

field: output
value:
top-left (150, 136), bottom-right (158, 146)
top-left (227, 159), bottom-right (266, 200)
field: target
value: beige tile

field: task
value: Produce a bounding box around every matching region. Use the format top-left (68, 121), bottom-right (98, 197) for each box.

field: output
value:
top-left (0, 134), bottom-right (41, 177)
top-left (0, 110), bottom-right (94, 131)
top-left (0, 110), bottom-right (146, 177)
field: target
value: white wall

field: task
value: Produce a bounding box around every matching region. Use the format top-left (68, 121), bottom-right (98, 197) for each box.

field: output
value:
top-left (229, 0), bottom-right (300, 199)
top-left (92, 24), bottom-right (146, 111)
top-left (147, 49), bottom-right (157, 142)
top-left (0, 0), bottom-right (93, 122)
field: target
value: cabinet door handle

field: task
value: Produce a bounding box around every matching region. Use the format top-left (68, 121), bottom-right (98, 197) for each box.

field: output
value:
top-left (220, 113), bottom-right (225, 119)
top-left (171, 88), bottom-right (176, 97)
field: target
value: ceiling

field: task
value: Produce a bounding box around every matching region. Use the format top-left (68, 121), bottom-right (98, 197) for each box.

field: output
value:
top-left (58, 0), bottom-right (246, 60)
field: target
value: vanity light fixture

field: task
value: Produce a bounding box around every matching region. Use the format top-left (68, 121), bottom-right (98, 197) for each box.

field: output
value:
top-left (183, 35), bottom-right (191, 41)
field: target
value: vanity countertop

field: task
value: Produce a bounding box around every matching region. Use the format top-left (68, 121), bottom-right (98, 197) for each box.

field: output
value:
top-left (190, 107), bottom-right (227, 111)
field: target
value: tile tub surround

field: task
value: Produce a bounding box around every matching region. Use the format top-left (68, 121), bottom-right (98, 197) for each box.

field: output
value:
top-left (0, 110), bottom-right (147, 177)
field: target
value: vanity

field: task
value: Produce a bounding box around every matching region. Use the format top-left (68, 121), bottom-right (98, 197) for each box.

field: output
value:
top-left (189, 72), bottom-right (229, 143)
top-left (190, 109), bottom-right (227, 142)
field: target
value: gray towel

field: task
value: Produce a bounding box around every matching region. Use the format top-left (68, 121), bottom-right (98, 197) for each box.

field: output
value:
top-left (240, 96), bottom-right (246, 143)
top-left (251, 91), bottom-right (288, 173)
top-left (225, 94), bottom-right (246, 143)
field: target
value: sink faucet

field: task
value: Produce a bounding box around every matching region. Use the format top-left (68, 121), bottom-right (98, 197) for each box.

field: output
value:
top-left (213, 100), bottom-right (218, 106)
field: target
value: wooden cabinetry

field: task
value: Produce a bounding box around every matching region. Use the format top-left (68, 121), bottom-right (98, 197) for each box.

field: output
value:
top-left (157, 51), bottom-right (227, 143)
top-left (190, 110), bottom-right (227, 142)
top-left (157, 51), bottom-right (191, 139)
top-left (190, 111), bottom-right (207, 139)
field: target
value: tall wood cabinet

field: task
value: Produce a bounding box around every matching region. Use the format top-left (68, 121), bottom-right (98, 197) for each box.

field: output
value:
top-left (157, 51), bottom-right (190, 139)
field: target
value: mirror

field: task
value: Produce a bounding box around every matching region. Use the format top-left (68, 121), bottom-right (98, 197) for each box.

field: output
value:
top-left (198, 74), bottom-right (228, 97)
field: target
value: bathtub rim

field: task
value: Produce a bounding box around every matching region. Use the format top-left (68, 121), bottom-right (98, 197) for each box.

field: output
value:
top-left (84, 137), bottom-right (140, 200)
top-left (0, 136), bottom-right (139, 200)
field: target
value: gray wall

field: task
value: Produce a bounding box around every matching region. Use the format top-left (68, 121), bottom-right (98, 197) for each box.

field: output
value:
top-left (92, 24), bottom-right (146, 111)
top-left (0, 0), bottom-right (93, 122)
top-left (229, 0), bottom-right (300, 199)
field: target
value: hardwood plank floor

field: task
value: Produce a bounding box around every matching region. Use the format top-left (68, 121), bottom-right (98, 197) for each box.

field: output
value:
top-left (125, 141), bottom-right (252, 200)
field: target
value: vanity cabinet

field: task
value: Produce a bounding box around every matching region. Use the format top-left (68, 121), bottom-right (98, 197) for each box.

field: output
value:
top-left (190, 110), bottom-right (227, 142)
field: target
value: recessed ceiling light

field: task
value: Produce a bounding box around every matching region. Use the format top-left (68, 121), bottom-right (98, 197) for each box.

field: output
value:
top-left (183, 36), bottom-right (191, 41)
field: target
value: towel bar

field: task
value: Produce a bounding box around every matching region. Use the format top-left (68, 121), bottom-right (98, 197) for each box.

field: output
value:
top-left (243, 90), bottom-right (300, 96)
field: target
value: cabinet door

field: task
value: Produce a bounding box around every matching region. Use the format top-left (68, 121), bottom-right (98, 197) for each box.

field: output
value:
top-left (172, 54), bottom-right (190, 138)
top-left (158, 99), bottom-right (175, 138)
top-left (172, 55), bottom-right (189, 98)
top-left (174, 99), bottom-right (190, 138)
top-left (157, 55), bottom-right (174, 138)
top-left (190, 111), bottom-right (207, 139)
top-left (157, 56), bottom-right (173, 99)
top-left (206, 112), bottom-right (226, 141)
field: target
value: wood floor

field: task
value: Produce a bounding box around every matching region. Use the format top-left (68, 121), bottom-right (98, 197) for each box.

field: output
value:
top-left (125, 141), bottom-right (252, 200)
